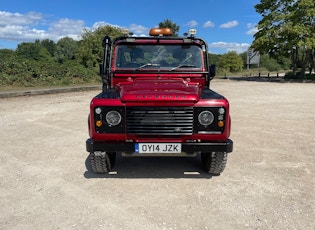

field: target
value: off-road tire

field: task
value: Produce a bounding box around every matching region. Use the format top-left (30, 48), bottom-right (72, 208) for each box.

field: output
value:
top-left (201, 152), bottom-right (227, 175)
top-left (90, 152), bottom-right (116, 173)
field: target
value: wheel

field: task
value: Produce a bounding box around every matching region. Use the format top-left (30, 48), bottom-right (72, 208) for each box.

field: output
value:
top-left (201, 152), bottom-right (227, 175)
top-left (90, 152), bottom-right (116, 173)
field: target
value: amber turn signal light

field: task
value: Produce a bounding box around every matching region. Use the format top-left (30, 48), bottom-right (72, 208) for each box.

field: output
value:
top-left (96, 120), bottom-right (103, 127)
top-left (218, 121), bottom-right (224, 127)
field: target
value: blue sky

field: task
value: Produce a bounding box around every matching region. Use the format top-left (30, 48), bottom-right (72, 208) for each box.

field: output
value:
top-left (0, 0), bottom-right (261, 54)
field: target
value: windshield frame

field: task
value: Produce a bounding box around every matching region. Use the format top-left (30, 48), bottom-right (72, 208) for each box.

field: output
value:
top-left (113, 43), bottom-right (204, 72)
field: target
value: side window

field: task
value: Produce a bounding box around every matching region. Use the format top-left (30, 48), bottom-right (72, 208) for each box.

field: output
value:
top-left (115, 47), bottom-right (130, 67)
top-left (190, 46), bottom-right (202, 67)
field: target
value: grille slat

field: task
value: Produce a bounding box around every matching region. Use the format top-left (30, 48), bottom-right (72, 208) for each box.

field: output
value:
top-left (127, 107), bottom-right (193, 135)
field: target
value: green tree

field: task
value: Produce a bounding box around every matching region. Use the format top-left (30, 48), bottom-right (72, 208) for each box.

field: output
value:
top-left (208, 53), bottom-right (220, 66)
top-left (260, 54), bottom-right (282, 71)
top-left (16, 42), bottom-right (41, 60)
top-left (239, 52), bottom-right (248, 68)
top-left (55, 37), bottom-right (79, 63)
top-left (217, 51), bottom-right (243, 72)
top-left (78, 25), bottom-right (123, 68)
top-left (40, 39), bottom-right (56, 57)
top-left (0, 49), bottom-right (15, 60)
top-left (158, 19), bottom-right (180, 36)
top-left (252, 0), bottom-right (315, 78)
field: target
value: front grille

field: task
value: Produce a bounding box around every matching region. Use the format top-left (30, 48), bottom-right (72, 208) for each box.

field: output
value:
top-left (126, 107), bottom-right (193, 135)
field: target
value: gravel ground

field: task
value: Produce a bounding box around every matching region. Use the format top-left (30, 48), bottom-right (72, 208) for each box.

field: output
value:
top-left (0, 79), bottom-right (314, 229)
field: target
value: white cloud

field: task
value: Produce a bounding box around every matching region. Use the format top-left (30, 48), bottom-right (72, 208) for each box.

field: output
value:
top-left (91, 21), bottom-right (109, 30)
top-left (91, 21), bottom-right (122, 31)
top-left (48, 18), bottom-right (84, 40)
top-left (0, 10), bottom-right (150, 45)
top-left (0, 11), bottom-right (47, 42)
top-left (246, 27), bottom-right (258, 35)
top-left (220, 20), bottom-right (238, 29)
top-left (185, 20), bottom-right (198, 28)
top-left (128, 24), bottom-right (148, 34)
top-left (209, 42), bottom-right (250, 53)
top-left (203, 21), bottom-right (215, 28)
top-left (89, 21), bottom-right (148, 36)
top-left (0, 10), bottom-right (250, 53)
top-left (247, 23), bottom-right (254, 29)
top-left (0, 11), bottom-right (43, 26)
top-left (0, 24), bottom-right (48, 41)
top-left (246, 23), bottom-right (258, 35)
top-left (0, 11), bottom-right (84, 42)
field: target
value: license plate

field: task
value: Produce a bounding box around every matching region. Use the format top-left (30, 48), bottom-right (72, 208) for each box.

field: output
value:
top-left (135, 143), bottom-right (182, 154)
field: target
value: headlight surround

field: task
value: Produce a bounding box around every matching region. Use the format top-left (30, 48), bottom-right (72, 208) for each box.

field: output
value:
top-left (106, 111), bottom-right (122, 126)
top-left (198, 110), bottom-right (214, 126)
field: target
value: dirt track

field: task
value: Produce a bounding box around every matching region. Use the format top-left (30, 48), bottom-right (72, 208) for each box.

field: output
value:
top-left (0, 79), bottom-right (314, 229)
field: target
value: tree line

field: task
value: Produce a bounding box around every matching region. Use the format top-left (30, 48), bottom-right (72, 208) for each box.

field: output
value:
top-left (1, 0), bottom-right (314, 89)
top-left (0, 37), bottom-right (99, 88)
top-left (0, 25), bottom-right (293, 88)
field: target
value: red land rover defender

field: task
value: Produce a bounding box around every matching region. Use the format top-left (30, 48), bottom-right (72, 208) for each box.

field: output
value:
top-left (86, 28), bottom-right (233, 175)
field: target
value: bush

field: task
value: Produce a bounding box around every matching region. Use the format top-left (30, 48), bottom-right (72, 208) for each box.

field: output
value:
top-left (0, 57), bottom-right (100, 88)
top-left (284, 71), bottom-right (315, 80)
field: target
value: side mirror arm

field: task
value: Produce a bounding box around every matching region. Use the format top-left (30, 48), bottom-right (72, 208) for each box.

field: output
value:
top-left (101, 36), bottom-right (112, 90)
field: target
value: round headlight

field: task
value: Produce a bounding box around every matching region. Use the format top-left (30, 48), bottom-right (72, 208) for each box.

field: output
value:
top-left (106, 111), bottom-right (121, 126)
top-left (198, 111), bottom-right (214, 126)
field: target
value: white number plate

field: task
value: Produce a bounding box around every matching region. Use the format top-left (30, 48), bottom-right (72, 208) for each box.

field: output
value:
top-left (135, 143), bottom-right (182, 154)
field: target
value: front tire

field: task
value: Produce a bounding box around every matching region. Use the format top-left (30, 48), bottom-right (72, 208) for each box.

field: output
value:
top-left (201, 152), bottom-right (227, 175)
top-left (90, 152), bottom-right (116, 173)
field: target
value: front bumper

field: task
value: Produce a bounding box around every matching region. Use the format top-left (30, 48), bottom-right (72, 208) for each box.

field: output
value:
top-left (86, 138), bottom-right (233, 154)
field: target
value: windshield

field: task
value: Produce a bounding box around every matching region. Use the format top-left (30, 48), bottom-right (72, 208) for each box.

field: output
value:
top-left (115, 44), bottom-right (203, 70)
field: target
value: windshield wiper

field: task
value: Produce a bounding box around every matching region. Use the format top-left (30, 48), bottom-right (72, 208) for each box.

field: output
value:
top-left (170, 64), bottom-right (196, 71)
top-left (134, 63), bottom-right (160, 71)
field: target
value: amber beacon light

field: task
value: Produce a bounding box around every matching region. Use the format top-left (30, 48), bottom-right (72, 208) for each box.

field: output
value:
top-left (149, 28), bottom-right (173, 36)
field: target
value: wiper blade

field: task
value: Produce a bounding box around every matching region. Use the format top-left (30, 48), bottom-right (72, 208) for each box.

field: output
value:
top-left (134, 63), bottom-right (160, 71)
top-left (170, 64), bottom-right (196, 71)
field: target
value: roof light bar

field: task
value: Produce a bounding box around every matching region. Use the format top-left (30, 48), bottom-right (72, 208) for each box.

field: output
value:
top-left (149, 28), bottom-right (173, 36)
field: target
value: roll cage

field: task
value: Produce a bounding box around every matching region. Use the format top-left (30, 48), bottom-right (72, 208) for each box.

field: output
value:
top-left (100, 33), bottom-right (216, 90)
